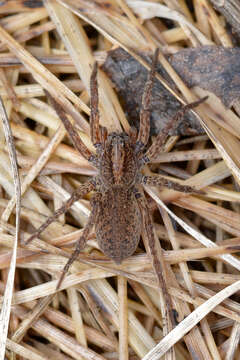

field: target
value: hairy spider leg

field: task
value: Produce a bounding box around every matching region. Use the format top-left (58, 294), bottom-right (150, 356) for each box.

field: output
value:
top-left (136, 48), bottom-right (160, 151)
top-left (135, 190), bottom-right (176, 330)
top-left (56, 193), bottom-right (101, 289)
top-left (141, 175), bottom-right (204, 194)
top-left (137, 95), bottom-right (208, 195)
top-left (90, 62), bottom-right (101, 146)
top-left (145, 96), bottom-right (208, 163)
top-left (25, 180), bottom-right (96, 244)
top-left (46, 91), bottom-right (95, 163)
top-left (25, 92), bottom-right (98, 244)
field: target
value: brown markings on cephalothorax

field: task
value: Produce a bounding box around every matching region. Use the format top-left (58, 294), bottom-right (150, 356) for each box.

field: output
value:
top-left (99, 132), bottom-right (138, 188)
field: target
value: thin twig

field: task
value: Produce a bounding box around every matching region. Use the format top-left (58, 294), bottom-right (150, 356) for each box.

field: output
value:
top-left (0, 96), bottom-right (21, 360)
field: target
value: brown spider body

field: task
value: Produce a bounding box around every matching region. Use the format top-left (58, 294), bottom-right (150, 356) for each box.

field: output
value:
top-left (95, 184), bottom-right (141, 264)
top-left (94, 131), bottom-right (142, 263)
top-left (26, 49), bottom-right (206, 289)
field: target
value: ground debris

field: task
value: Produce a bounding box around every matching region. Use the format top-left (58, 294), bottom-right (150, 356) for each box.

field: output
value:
top-left (102, 46), bottom-right (240, 136)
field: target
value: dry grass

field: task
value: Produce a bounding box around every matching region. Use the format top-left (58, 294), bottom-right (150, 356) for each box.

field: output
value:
top-left (0, 0), bottom-right (240, 359)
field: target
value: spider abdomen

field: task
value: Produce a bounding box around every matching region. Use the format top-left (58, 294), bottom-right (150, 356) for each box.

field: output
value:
top-left (95, 186), bottom-right (141, 264)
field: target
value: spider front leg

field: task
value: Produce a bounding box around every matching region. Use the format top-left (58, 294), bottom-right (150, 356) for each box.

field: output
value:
top-left (46, 91), bottom-right (96, 164)
top-left (90, 62), bottom-right (101, 146)
top-left (25, 180), bottom-right (96, 245)
top-left (143, 96), bottom-right (208, 163)
top-left (141, 175), bottom-right (203, 194)
top-left (136, 48), bottom-right (159, 152)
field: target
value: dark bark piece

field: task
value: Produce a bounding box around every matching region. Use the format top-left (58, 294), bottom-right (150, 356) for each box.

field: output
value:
top-left (102, 47), bottom-right (204, 137)
top-left (102, 46), bottom-right (240, 136)
top-left (169, 45), bottom-right (240, 108)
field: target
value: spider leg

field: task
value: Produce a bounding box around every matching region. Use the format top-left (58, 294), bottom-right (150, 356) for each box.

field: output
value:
top-left (46, 91), bottom-right (96, 163)
top-left (135, 190), bottom-right (176, 329)
top-left (90, 62), bottom-right (101, 146)
top-left (56, 224), bottom-right (91, 290)
top-left (141, 175), bottom-right (204, 194)
top-left (25, 180), bottom-right (96, 245)
top-left (142, 96), bottom-right (208, 164)
top-left (56, 192), bottom-right (101, 289)
top-left (136, 48), bottom-right (159, 152)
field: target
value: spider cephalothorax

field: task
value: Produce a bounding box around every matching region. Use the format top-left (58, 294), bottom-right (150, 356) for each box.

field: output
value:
top-left (98, 131), bottom-right (139, 188)
top-left (26, 49), bottom-right (206, 288)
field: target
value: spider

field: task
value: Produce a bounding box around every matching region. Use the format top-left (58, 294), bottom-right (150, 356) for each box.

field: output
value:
top-left (26, 49), bottom-right (206, 289)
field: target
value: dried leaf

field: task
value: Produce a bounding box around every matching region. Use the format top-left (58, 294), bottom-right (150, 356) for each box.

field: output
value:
top-left (103, 46), bottom-right (240, 138)
top-left (102, 48), bottom-right (203, 136)
top-left (169, 45), bottom-right (240, 107)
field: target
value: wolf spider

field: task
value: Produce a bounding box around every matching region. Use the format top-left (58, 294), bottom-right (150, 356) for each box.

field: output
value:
top-left (26, 49), bottom-right (206, 289)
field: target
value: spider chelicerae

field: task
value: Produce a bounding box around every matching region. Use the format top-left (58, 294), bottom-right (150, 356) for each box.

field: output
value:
top-left (26, 49), bottom-right (206, 289)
